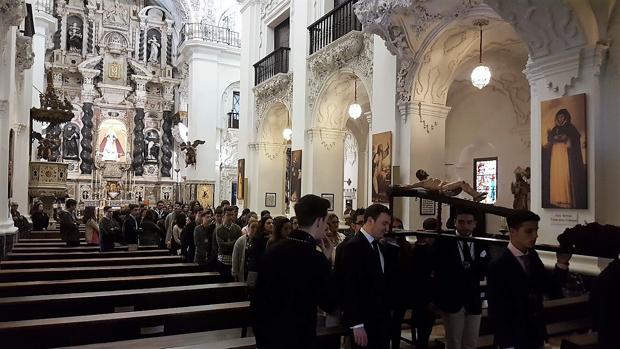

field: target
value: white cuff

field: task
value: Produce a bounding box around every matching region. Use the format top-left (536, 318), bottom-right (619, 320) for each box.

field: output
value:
top-left (350, 324), bottom-right (364, 329)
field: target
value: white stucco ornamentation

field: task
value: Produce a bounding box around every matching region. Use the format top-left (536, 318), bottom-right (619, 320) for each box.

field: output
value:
top-left (307, 31), bottom-right (373, 117)
top-left (15, 34), bottom-right (34, 74)
top-left (0, 0), bottom-right (26, 30)
top-left (253, 72), bottom-right (292, 133)
top-left (524, 48), bottom-right (581, 96)
top-left (306, 128), bottom-right (346, 152)
top-left (396, 57), bottom-right (415, 104)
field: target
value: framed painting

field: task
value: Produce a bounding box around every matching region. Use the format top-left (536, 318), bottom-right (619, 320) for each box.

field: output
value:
top-left (371, 131), bottom-right (392, 203)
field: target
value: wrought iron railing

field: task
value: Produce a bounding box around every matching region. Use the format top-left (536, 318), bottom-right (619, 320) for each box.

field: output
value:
top-left (178, 23), bottom-right (241, 48)
top-left (308, 0), bottom-right (361, 54)
top-left (253, 47), bottom-right (290, 86)
top-left (32, 0), bottom-right (54, 15)
top-left (227, 111), bottom-right (239, 129)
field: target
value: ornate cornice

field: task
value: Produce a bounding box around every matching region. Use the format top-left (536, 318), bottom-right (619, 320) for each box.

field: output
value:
top-left (248, 141), bottom-right (287, 160)
top-left (78, 68), bottom-right (101, 103)
top-left (307, 31), bottom-right (373, 117)
top-left (524, 47), bottom-right (582, 96)
top-left (353, 0), bottom-right (412, 57)
top-left (0, 0), bottom-right (26, 30)
top-left (306, 128), bottom-right (346, 151)
top-left (253, 72), bottom-right (293, 133)
top-left (15, 33), bottom-right (34, 74)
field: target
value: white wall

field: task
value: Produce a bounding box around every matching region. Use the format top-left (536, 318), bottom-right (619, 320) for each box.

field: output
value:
top-left (445, 75), bottom-right (531, 233)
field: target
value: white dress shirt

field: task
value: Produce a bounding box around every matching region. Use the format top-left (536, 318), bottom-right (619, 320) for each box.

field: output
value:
top-left (456, 230), bottom-right (475, 264)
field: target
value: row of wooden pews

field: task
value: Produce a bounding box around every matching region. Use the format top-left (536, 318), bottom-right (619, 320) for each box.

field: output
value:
top-left (0, 229), bottom-right (252, 348)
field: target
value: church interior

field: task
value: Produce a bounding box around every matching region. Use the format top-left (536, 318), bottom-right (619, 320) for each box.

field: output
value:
top-left (0, 0), bottom-right (619, 348)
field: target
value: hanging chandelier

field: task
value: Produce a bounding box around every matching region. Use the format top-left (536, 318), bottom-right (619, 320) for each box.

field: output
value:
top-left (348, 78), bottom-right (362, 119)
top-left (470, 19), bottom-right (491, 89)
top-left (282, 109), bottom-right (292, 141)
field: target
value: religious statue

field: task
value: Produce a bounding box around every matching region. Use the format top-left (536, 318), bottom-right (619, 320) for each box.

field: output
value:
top-left (67, 22), bottom-right (82, 52)
top-left (180, 140), bottom-right (206, 167)
top-left (32, 130), bottom-right (61, 162)
top-left (144, 130), bottom-right (160, 163)
top-left (62, 124), bottom-right (80, 160)
top-left (104, 0), bottom-right (128, 25)
top-left (511, 166), bottom-right (531, 210)
top-left (404, 169), bottom-right (488, 202)
top-left (99, 131), bottom-right (124, 161)
top-left (148, 35), bottom-right (160, 64)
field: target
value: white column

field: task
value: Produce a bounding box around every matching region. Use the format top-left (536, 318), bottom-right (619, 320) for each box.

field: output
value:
top-left (179, 43), bottom-right (220, 190)
top-left (248, 142), bottom-right (287, 214)
top-left (306, 128), bottom-right (346, 215)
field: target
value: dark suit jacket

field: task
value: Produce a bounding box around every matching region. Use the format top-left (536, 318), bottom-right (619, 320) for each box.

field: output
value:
top-left (123, 215), bottom-right (140, 244)
top-left (339, 232), bottom-right (396, 343)
top-left (591, 258), bottom-right (620, 349)
top-left (487, 247), bottom-right (567, 349)
top-left (251, 230), bottom-right (336, 349)
top-left (58, 210), bottom-right (80, 244)
top-left (432, 233), bottom-right (489, 314)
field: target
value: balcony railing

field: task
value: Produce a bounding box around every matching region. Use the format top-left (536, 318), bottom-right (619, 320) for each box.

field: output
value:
top-left (253, 47), bottom-right (290, 86)
top-left (33, 0), bottom-right (54, 15)
top-left (227, 111), bottom-right (239, 129)
top-left (308, 0), bottom-right (361, 54)
top-left (179, 23), bottom-right (241, 49)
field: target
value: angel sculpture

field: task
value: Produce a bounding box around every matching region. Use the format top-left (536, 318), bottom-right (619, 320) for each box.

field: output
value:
top-left (404, 169), bottom-right (488, 202)
top-left (32, 131), bottom-right (61, 161)
top-left (180, 140), bottom-right (206, 167)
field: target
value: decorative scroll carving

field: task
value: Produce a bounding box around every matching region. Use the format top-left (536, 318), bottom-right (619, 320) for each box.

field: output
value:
top-left (15, 34), bottom-right (34, 75)
top-left (307, 32), bottom-right (373, 117)
top-left (132, 108), bottom-right (145, 175)
top-left (0, 0), bottom-right (26, 30)
top-left (253, 72), bottom-right (293, 133)
top-left (79, 102), bottom-right (94, 174)
top-left (160, 110), bottom-right (173, 177)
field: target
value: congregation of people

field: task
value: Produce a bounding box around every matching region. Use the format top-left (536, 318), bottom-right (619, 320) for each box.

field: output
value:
top-left (31, 194), bottom-right (618, 349)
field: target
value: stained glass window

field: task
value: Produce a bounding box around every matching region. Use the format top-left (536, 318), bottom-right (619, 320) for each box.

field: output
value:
top-left (474, 157), bottom-right (497, 204)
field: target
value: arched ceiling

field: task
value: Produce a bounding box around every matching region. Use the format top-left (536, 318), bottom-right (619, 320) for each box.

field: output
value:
top-left (314, 73), bottom-right (371, 130)
top-left (148, 0), bottom-right (241, 31)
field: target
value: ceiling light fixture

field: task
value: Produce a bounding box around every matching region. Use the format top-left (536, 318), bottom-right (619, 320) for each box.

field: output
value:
top-left (282, 109), bottom-right (292, 141)
top-left (470, 19), bottom-right (491, 89)
top-left (348, 78), bottom-right (362, 119)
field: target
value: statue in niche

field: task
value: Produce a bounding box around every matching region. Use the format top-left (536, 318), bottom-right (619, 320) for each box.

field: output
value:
top-left (62, 124), bottom-right (80, 159)
top-left (404, 169), bottom-right (488, 202)
top-left (144, 130), bottom-right (160, 163)
top-left (67, 21), bottom-right (83, 52)
top-left (99, 130), bottom-right (124, 161)
top-left (180, 140), bottom-right (206, 167)
top-left (104, 0), bottom-right (128, 25)
top-left (147, 35), bottom-right (160, 64)
top-left (511, 166), bottom-right (531, 210)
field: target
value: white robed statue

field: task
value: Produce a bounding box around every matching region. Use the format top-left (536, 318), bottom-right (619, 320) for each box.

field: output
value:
top-left (148, 35), bottom-right (160, 64)
top-left (99, 131), bottom-right (124, 161)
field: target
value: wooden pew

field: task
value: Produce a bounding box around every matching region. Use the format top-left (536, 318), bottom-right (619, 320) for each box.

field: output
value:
top-left (9, 245), bottom-right (160, 253)
top-left (0, 272), bottom-right (219, 297)
top-left (23, 231), bottom-right (85, 239)
top-left (0, 301), bottom-right (250, 348)
top-left (6, 250), bottom-right (169, 260)
top-left (0, 263), bottom-right (205, 282)
top-left (560, 333), bottom-right (599, 349)
top-left (0, 255), bottom-right (181, 269)
top-left (0, 282), bottom-right (247, 321)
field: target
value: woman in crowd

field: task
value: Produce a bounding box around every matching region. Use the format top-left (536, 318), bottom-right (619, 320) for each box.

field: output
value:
top-left (325, 213), bottom-right (346, 260)
top-left (241, 211), bottom-right (258, 236)
top-left (140, 209), bottom-right (162, 246)
top-left (232, 216), bottom-right (258, 282)
top-left (267, 216), bottom-right (292, 248)
top-left (166, 212), bottom-right (186, 255)
top-left (30, 202), bottom-right (50, 231)
top-left (83, 206), bottom-right (100, 245)
top-left (290, 216), bottom-right (299, 231)
top-left (245, 215), bottom-right (273, 287)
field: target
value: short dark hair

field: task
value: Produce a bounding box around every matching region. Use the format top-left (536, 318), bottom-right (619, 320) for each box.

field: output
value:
top-left (128, 204), bottom-right (139, 211)
top-left (203, 208), bottom-right (213, 215)
top-left (422, 217), bottom-right (438, 230)
top-left (220, 200), bottom-right (230, 206)
top-left (241, 208), bottom-right (250, 216)
top-left (225, 206), bottom-right (236, 213)
top-left (260, 210), bottom-right (271, 217)
top-left (507, 210), bottom-right (540, 230)
top-left (65, 199), bottom-right (77, 208)
top-left (294, 194), bottom-right (330, 227)
top-left (103, 206), bottom-right (112, 212)
top-left (364, 204), bottom-right (391, 222)
top-left (455, 207), bottom-right (477, 219)
top-left (351, 208), bottom-right (365, 223)
top-left (214, 207), bottom-right (224, 215)
top-left (415, 169), bottom-right (428, 181)
top-left (231, 205), bottom-right (239, 211)
top-left (175, 201), bottom-right (183, 206)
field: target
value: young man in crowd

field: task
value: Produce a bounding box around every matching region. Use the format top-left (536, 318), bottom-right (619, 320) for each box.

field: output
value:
top-left (487, 210), bottom-right (571, 349)
top-left (194, 209), bottom-right (213, 265)
top-left (123, 204), bottom-right (141, 251)
top-left (58, 199), bottom-right (80, 247)
top-left (432, 208), bottom-right (489, 349)
top-left (180, 208), bottom-right (200, 263)
top-left (214, 206), bottom-right (242, 281)
top-left (154, 200), bottom-right (167, 220)
top-left (165, 202), bottom-right (182, 242)
top-left (339, 204), bottom-right (396, 349)
top-left (99, 206), bottom-right (120, 252)
top-left (251, 194), bottom-right (336, 349)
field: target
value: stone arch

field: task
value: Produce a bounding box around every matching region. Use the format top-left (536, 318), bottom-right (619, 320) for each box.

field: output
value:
top-left (258, 102), bottom-right (290, 144)
top-left (311, 71), bottom-right (371, 130)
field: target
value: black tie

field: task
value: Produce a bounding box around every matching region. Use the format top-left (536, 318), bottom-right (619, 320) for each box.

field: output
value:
top-left (519, 255), bottom-right (531, 275)
top-left (461, 242), bottom-right (473, 269)
top-left (372, 240), bottom-right (383, 273)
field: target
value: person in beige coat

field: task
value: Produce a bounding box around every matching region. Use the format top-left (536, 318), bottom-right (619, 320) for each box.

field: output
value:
top-left (232, 217), bottom-right (258, 282)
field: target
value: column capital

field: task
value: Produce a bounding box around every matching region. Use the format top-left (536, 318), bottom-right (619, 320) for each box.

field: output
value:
top-left (524, 47), bottom-right (583, 96)
top-left (306, 128), bottom-right (346, 151)
top-left (248, 142), bottom-right (287, 160)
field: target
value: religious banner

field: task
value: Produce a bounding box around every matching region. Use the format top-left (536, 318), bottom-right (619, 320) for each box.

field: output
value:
top-left (237, 159), bottom-right (245, 200)
top-left (541, 93), bottom-right (587, 209)
top-left (197, 183), bottom-right (215, 209)
top-left (290, 150), bottom-right (302, 202)
top-left (371, 131), bottom-right (392, 203)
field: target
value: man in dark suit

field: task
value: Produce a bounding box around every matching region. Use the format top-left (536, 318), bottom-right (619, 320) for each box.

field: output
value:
top-left (123, 204), bottom-right (141, 251)
top-left (487, 210), bottom-right (571, 349)
top-left (432, 208), bottom-right (489, 349)
top-left (339, 204), bottom-right (395, 349)
top-left (251, 194), bottom-right (337, 349)
top-left (58, 199), bottom-right (80, 246)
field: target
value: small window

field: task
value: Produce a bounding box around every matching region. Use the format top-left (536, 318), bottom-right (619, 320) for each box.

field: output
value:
top-left (274, 18), bottom-right (290, 49)
top-left (473, 157), bottom-right (497, 204)
top-left (228, 91), bottom-right (240, 129)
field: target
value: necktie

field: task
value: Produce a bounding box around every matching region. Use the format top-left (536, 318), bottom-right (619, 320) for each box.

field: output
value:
top-left (371, 240), bottom-right (383, 273)
top-left (461, 241), bottom-right (473, 267)
top-left (519, 255), bottom-right (531, 274)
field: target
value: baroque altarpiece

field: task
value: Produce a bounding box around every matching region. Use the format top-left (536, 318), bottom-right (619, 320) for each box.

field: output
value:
top-left (39, 0), bottom-right (182, 206)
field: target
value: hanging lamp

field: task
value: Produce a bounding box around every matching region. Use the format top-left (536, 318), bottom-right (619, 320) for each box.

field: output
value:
top-left (470, 19), bottom-right (491, 89)
top-left (282, 109), bottom-right (292, 141)
top-left (348, 78), bottom-right (362, 119)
